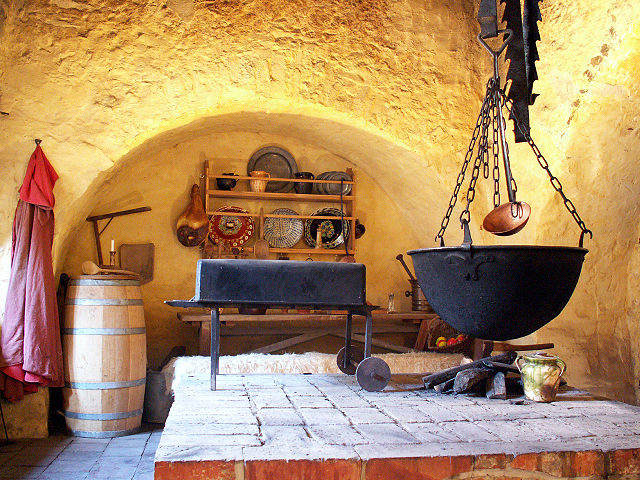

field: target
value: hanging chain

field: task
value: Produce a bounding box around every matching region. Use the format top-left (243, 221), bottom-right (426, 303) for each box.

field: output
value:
top-left (480, 92), bottom-right (492, 180)
top-left (499, 89), bottom-right (592, 245)
top-left (491, 92), bottom-right (501, 208)
top-left (459, 138), bottom-right (486, 225)
top-left (460, 83), bottom-right (495, 225)
top-left (496, 90), bottom-right (518, 198)
top-left (435, 79), bottom-right (495, 245)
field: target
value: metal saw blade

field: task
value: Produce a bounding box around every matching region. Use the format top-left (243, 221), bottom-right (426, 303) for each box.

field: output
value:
top-left (500, 0), bottom-right (543, 142)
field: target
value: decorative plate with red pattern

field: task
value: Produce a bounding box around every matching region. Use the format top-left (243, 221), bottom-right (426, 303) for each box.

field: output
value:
top-left (208, 206), bottom-right (255, 247)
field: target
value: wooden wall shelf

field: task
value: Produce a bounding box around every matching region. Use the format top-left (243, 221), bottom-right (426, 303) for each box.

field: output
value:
top-left (204, 161), bottom-right (358, 260)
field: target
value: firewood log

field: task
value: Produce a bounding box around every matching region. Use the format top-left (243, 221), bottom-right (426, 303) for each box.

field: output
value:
top-left (482, 360), bottom-right (520, 374)
top-left (453, 368), bottom-right (492, 394)
top-left (423, 351), bottom-right (516, 389)
top-left (486, 372), bottom-right (507, 399)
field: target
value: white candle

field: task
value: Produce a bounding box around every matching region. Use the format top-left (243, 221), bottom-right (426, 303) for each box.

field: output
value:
top-left (111, 239), bottom-right (115, 251)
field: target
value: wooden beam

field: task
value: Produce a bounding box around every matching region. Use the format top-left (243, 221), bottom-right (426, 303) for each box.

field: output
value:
top-left (349, 333), bottom-right (413, 354)
top-left (249, 333), bottom-right (327, 354)
top-left (218, 325), bottom-right (418, 336)
top-left (86, 206), bottom-right (151, 222)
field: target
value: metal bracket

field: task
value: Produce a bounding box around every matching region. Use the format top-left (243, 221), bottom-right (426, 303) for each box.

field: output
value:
top-left (477, 0), bottom-right (498, 39)
top-left (86, 206), bottom-right (152, 266)
top-left (461, 220), bottom-right (473, 250)
top-left (445, 249), bottom-right (495, 281)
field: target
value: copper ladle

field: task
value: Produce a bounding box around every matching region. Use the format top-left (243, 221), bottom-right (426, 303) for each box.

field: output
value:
top-left (483, 201), bottom-right (531, 236)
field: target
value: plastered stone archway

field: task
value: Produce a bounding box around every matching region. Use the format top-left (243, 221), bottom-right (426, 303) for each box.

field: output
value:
top-left (60, 109), bottom-right (453, 369)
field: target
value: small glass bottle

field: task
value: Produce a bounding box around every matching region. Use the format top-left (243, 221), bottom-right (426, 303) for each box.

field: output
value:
top-left (387, 293), bottom-right (395, 313)
top-left (109, 239), bottom-right (116, 266)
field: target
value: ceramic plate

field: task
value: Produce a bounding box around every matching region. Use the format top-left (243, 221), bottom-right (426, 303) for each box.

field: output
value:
top-left (303, 207), bottom-right (350, 249)
top-left (325, 171), bottom-right (352, 196)
top-left (313, 171), bottom-right (352, 195)
top-left (263, 208), bottom-right (304, 248)
top-left (208, 206), bottom-right (255, 247)
top-left (247, 146), bottom-right (298, 192)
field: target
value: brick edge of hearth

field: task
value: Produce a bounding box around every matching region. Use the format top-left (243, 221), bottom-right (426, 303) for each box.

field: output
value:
top-left (154, 447), bottom-right (640, 479)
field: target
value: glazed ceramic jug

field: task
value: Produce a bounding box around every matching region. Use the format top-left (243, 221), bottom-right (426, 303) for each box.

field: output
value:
top-left (249, 170), bottom-right (270, 192)
top-left (516, 352), bottom-right (566, 402)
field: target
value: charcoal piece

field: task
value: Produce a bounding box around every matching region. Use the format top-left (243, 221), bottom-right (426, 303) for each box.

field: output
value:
top-left (486, 372), bottom-right (507, 399)
top-left (453, 368), bottom-right (492, 394)
top-left (505, 375), bottom-right (524, 395)
top-left (434, 378), bottom-right (455, 394)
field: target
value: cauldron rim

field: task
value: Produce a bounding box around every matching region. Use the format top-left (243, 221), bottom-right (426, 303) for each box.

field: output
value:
top-left (408, 245), bottom-right (588, 255)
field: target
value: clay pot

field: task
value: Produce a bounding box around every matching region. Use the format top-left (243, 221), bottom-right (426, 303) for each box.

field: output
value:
top-left (294, 172), bottom-right (314, 194)
top-left (216, 173), bottom-right (238, 190)
top-left (517, 352), bottom-right (566, 402)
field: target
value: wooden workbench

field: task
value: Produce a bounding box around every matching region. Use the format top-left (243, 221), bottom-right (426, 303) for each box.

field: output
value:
top-left (178, 311), bottom-right (439, 356)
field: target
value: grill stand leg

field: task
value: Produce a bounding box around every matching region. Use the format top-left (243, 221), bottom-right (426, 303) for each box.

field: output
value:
top-left (343, 312), bottom-right (353, 370)
top-left (210, 307), bottom-right (220, 390)
top-left (364, 309), bottom-right (373, 358)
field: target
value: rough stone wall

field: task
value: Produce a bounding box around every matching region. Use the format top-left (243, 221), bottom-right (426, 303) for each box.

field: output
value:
top-left (0, 0), bottom-right (639, 438)
top-left (523, 1), bottom-right (640, 404)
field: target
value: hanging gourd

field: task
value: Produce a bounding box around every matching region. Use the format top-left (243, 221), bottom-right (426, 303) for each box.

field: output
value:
top-left (176, 184), bottom-right (208, 247)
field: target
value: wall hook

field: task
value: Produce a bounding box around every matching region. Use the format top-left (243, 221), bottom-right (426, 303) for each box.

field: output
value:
top-left (35, 139), bottom-right (42, 146)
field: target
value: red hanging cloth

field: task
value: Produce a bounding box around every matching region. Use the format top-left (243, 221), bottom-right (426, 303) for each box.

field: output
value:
top-left (19, 145), bottom-right (58, 208)
top-left (0, 145), bottom-right (63, 402)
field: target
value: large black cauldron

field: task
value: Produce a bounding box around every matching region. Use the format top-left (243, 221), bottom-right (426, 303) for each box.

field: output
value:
top-left (408, 245), bottom-right (587, 340)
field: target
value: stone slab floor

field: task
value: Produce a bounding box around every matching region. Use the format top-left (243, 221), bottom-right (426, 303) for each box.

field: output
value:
top-left (4, 372), bottom-right (640, 479)
top-left (157, 373), bottom-right (640, 480)
top-left (0, 423), bottom-right (161, 480)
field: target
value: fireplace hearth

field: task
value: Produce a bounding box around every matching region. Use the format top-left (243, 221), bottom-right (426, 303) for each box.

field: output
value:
top-left (155, 371), bottom-right (640, 480)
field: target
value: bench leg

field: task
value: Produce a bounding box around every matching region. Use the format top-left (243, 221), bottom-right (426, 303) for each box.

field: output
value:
top-left (210, 307), bottom-right (220, 390)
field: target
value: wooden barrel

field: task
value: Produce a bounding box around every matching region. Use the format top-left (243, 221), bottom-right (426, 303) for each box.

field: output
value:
top-left (62, 275), bottom-right (146, 438)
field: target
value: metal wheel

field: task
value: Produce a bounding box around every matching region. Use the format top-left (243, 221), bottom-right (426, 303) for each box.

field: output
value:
top-left (336, 346), bottom-right (364, 375)
top-left (356, 357), bottom-right (391, 392)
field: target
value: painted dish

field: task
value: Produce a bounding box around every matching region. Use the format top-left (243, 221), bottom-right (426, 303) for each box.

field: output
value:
top-left (247, 146), bottom-right (298, 192)
top-left (208, 206), bottom-right (255, 247)
top-left (263, 208), bottom-right (304, 248)
top-left (304, 207), bottom-right (351, 249)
